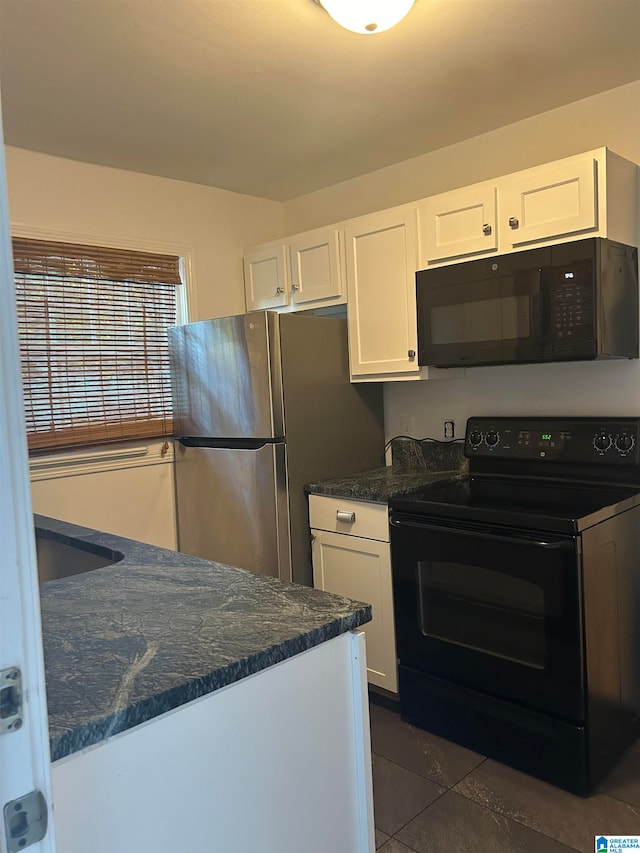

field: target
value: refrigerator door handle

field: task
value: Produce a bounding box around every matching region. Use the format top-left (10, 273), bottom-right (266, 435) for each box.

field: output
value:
top-left (177, 437), bottom-right (283, 450)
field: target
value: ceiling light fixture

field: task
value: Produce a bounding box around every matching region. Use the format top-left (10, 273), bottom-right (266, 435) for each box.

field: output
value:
top-left (318, 1), bottom-right (416, 35)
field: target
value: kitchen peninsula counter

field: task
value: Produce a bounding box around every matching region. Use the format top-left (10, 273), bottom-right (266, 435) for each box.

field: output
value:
top-left (37, 514), bottom-right (371, 763)
top-left (39, 514), bottom-right (374, 853)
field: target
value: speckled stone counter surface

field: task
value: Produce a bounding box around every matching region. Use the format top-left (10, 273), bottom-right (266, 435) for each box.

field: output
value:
top-left (305, 438), bottom-right (467, 503)
top-left (36, 515), bottom-right (371, 763)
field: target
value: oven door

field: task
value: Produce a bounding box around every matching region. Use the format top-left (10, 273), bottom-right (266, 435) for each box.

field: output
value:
top-left (390, 512), bottom-right (584, 722)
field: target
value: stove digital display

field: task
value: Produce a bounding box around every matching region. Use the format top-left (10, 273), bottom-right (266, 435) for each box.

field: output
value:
top-left (535, 431), bottom-right (566, 450)
top-left (517, 429), bottom-right (566, 451)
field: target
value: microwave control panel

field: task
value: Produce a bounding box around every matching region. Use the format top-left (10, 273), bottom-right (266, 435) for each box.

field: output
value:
top-left (465, 417), bottom-right (640, 464)
top-left (550, 260), bottom-right (594, 352)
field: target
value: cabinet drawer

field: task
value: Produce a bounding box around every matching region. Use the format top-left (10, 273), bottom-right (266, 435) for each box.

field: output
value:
top-left (309, 495), bottom-right (389, 542)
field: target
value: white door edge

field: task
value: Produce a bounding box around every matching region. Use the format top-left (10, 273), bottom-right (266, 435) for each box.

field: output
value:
top-left (0, 97), bottom-right (56, 851)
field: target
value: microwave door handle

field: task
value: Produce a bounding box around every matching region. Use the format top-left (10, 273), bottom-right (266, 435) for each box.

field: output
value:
top-left (514, 266), bottom-right (545, 342)
top-left (389, 516), bottom-right (574, 550)
top-left (538, 266), bottom-right (553, 350)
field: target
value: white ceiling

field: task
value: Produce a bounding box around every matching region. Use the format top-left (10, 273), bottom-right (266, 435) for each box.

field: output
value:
top-left (0, 0), bottom-right (639, 201)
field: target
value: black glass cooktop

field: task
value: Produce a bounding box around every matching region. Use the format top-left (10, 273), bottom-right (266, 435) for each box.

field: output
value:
top-left (390, 476), bottom-right (640, 533)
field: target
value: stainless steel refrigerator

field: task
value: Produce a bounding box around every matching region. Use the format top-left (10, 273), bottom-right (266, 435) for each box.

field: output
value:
top-left (168, 311), bottom-right (384, 586)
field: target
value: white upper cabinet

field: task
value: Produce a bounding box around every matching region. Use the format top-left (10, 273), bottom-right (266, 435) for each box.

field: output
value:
top-left (243, 241), bottom-right (288, 312)
top-left (243, 148), bottom-right (637, 379)
top-left (418, 148), bottom-right (638, 269)
top-left (244, 226), bottom-right (345, 314)
top-left (420, 185), bottom-right (498, 263)
top-left (499, 154), bottom-right (598, 249)
top-left (288, 226), bottom-right (343, 307)
top-left (344, 205), bottom-right (420, 381)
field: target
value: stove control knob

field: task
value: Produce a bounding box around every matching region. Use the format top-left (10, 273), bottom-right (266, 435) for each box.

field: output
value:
top-left (615, 434), bottom-right (635, 453)
top-left (593, 433), bottom-right (611, 452)
top-left (469, 430), bottom-right (483, 447)
top-left (485, 430), bottom-right (500, 448)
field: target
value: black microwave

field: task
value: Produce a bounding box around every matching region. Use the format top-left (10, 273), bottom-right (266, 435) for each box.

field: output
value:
top-left (416, 238), bottom-right (639, 368)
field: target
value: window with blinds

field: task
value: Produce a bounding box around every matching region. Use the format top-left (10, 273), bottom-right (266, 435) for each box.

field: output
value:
top-left (13, 237), bottom-right (182, 453)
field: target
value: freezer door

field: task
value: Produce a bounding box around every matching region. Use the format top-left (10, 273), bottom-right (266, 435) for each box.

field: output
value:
top-left (169, 312), bottom-right (284, 439)
top-left (174, 441), bottom-right (291, 580)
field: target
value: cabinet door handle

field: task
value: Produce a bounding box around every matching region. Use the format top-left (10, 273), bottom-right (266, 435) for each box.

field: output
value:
top-left (291, 284), bottom-right (300, 291)
top-left (336, 510), bottom-right (356, 523)
top-left (276, 286), bottom-right (284, 294)
top-left (508, 217), bottom-right (519, 229)
top-left (482, 223), bottom-right (492, 235)
top-left (408, 349), bottom-right (416, 359)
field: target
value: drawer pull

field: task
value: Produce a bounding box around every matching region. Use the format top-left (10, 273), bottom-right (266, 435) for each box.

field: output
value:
top-left (336, 510), bottom-right (356, 523)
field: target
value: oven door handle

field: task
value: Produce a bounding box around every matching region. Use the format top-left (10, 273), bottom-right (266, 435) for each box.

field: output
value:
top-left (389, 516), bottom-right (575, 550)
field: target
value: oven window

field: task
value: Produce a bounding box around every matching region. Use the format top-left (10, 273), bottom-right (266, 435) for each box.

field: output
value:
top-left (417, 561), bottom-right (545, 668)
top-left (431, 292), bottom-right (531, 346)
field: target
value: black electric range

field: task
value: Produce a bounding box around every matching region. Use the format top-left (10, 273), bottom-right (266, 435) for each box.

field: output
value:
top-left (389, 416), bottom-right (640, 795)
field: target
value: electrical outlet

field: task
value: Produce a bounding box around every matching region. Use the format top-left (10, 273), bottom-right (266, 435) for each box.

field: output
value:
top-left (399, 415), bottom-right (415, 436)
top-left (444, 420), bottom-right (455, 439)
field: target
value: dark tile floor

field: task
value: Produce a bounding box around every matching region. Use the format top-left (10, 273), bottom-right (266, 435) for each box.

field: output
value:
top-left (369, 700), bottom-right (640, 853)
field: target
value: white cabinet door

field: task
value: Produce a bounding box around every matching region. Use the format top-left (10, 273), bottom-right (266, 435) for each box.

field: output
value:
top-left (243, 241), bottom-right (288, 311)
top-left (312, 527), bottom-right (397, 693)
top-left (289, 226), bottom-right (344, 307)
top-left (419, 185), bottom-right (497, 263)
top-left (500, 155), bottom-right (598, 248)
top-left (345, 206), bottom-right (419, 380)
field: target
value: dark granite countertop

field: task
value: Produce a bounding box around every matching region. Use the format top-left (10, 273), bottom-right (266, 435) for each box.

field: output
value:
top-left (36, 515), bottom-right (371, 763)
top-left (305, 438), bottom-right (467, 503)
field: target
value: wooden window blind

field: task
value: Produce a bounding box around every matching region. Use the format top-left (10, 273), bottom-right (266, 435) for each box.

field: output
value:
top-left (13, 237), bottom-right (182, 453)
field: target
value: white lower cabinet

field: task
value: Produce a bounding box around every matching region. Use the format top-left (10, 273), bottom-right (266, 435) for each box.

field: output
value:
top-left (310, 494), bottom-right (397, 693)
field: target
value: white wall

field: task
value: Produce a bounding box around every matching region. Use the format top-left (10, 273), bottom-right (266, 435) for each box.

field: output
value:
top-left (5, 148), bottom-right (283, 546)
top-left (282, 81), bottom-right (640, 441)
top-left (5, 146), bottom-right (283, 321)
top-left (283, 81), bottom-right (640, 233)
top-left (31, 442), bottom-right (178, 549)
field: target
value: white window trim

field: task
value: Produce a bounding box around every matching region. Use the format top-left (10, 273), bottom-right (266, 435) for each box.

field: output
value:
top-left (12, 223), bottom-right (194, 473)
